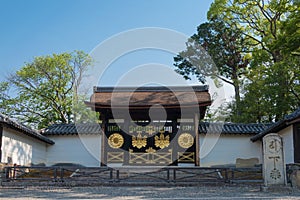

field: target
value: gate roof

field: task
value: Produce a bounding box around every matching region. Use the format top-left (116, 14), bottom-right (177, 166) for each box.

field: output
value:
top-left (86, 85), bottom-right (211, 110)
top-left (85, 85), bottom-right (211, 120)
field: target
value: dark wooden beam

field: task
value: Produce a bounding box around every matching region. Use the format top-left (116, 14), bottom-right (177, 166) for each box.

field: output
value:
top-left (293, 123), bottom-right (300, 163)
top-left (100, 113), bottom-right (108, 166)
top-left (195, 113), bottom-right (200, 166)
top-left (96, 107), bottom-right (205, 121)
top-left (0, 125), bottom-right (3, 163)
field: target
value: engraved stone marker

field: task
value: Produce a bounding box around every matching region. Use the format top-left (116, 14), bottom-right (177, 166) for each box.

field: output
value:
top-left (262, 133), bottom-right (287, 186)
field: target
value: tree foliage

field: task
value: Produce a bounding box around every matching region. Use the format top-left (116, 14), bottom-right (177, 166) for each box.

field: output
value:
top-left (1, 51), bottom-right (97, 129)
top-left (228, 9), bottom-right (300, 122)
top-left (206, 0), bottom-right (299, 122)
top-left (174, 18), bottom-right (249, 116)
top-left (0, 82), bottom-right (10, 113)
top-left (208, 0), bottom-right (297, 62)
top-left (174, 0), bottom-right (299, 122)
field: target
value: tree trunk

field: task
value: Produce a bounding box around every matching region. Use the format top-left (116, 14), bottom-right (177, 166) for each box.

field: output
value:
top-left (232, 70), bottom-right (241, 118)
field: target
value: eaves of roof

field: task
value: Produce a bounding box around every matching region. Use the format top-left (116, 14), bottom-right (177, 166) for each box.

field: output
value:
top-left (88, 85), bottom-right (211, 109)
top-left (0, 113), bottom-right (54, 145)
top-left (43, 123), bottom-right (102, 136)
top-left (199, 122), bottom-right (271, 135)
top-left (93, 85), bottom-right (209, 93)
top-left (251, 107), bottom-right (300, 142)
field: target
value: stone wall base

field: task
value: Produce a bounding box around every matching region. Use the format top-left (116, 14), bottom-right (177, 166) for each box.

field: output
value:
top-left (260, 185), bottom-right (292, 192)
top-left (290, 170), bottom-right (300, 189)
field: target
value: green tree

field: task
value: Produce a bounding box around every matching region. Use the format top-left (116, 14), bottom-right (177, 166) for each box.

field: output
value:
top-left (208, 0), bottom-right (299, 122)
top-left (229, 57), bottom-right (299, 123)
top-left (2, 51), bottom-right (97, 129)
top-left (0, 82), bottom-right (10, 113)
top-left (174, 19), bottom-right (249, 117)
top-left (239, 9), bottom-right (300, 122)
top-left (208, 0), bottom-right (296, 63)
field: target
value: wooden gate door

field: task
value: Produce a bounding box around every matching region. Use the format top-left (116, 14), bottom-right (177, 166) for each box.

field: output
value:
top-left (104, 120), bottom-right (197, 166)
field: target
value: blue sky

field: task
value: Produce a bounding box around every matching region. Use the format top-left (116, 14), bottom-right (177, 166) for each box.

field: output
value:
top-left (0, 0), bottom-right (214, 83)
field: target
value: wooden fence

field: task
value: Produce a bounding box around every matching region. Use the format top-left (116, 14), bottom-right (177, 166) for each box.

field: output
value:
top-left (1, 166), bottom-right (263, 186)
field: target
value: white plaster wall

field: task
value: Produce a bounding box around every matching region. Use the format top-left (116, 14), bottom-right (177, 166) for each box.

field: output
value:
top-left (1, 128), bottom-right (47, 166)
top-left (199, 134), bottom-right (262, 167)
top-left (46, 134), bottom-right (101, 167)
top-left (278, 125), bottom-right (294, 164)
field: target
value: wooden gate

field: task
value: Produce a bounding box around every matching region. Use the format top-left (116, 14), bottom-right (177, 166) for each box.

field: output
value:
top-left (104, 120), bottom-right (197, 166)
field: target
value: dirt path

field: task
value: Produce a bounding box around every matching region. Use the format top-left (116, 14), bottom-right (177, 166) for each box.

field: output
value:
top-left (0, 185), bottom-right (300, 200)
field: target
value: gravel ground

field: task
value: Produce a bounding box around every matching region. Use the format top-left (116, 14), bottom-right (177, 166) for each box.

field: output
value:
top-left (0, 185), bottom-right (300, 200)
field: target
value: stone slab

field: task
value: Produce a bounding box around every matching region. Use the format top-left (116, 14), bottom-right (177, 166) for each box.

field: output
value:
top-left (236, 158), bottom-right (259, 168)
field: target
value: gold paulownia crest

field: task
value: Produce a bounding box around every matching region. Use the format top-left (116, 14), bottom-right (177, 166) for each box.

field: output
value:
top-left (132, 133), bottom-right (147, 149)
top-left (154, 133), bottom-right (170, 149)
top-left (108, 133), bottom-right (124, 149)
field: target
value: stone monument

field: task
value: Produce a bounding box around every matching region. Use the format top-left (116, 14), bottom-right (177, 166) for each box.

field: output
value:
top-left (262, 133), bottom-right (287, 190)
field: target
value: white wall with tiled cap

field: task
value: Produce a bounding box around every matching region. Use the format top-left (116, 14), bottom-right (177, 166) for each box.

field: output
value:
top-left (46, 134), bottom-right (101, 167)
top-left (199, 134), bottom-right (262, 167)
top-left (1, 128), bottom-right (47, 165)
top-left (278, 125), bottom-right (294, 164)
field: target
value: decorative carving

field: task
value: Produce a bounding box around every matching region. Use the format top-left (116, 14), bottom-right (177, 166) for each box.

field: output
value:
top-left (129, 150), bottom-right (148, 164)
top-left (270, 168), bottom-right (281, 180)
top-left (107, 152), bottom-right (124, 162)
top-left (129, 125), bottom-right (172, 135)
top-left (268, 139), bottom-right (282, 154)
top-left (108, 125), bottom-right (121, 132)
top-left (145, 147), bottom-right (156, 153)
top-left (178, 133), bottom-right (194, 148)
top-left (269, 156), bottom-right (280, 168)
top-left (146, 126), bottom-right (155, 135)
top-left (181, 125), bottom-right (194, 131)
top-left (178, 152), bottom-right (195, 162)
top-left (268, 156), bottom-right (282, 180)
top-left (263, 133), bottom-right (286, 186)
top-left (129, 148), bottom-right (172, 164)
top-left (152, 149), bottom-right (172, 164)
top-left (154, 133), bottom-right (170, 149)
top-left (132, 133), bottom-right (147, 149)
top-left (108, 133), bottom-right (124, 148)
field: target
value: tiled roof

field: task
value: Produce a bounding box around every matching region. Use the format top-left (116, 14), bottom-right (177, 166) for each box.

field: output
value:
top-left (43, 123), bottom-right (102, 135)
top-left (0, 113), bottom-right (54, 145)
top-left (199, 122), bottom-right (271, 135)
top-left (43, 121), bottom-right (270, 136)
top-left (251, 107), bottom-right (300, 142)
top-left (87, 85), bottom-right (211, 109)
